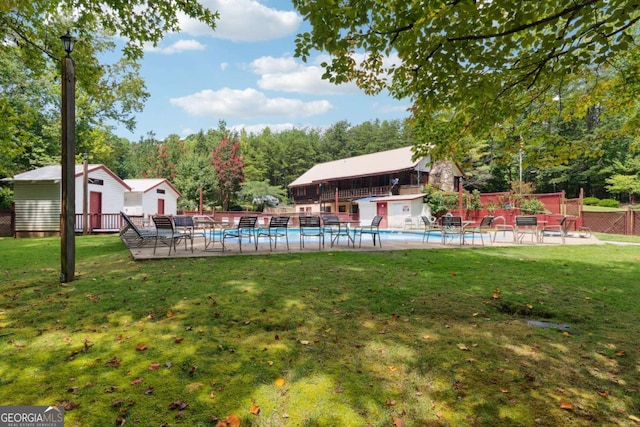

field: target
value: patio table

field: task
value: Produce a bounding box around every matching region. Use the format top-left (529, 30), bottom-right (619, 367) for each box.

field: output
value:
top-left (334, 220), bottom-right (360, 247)
top-left (194, 218), bottom-right (225, 252)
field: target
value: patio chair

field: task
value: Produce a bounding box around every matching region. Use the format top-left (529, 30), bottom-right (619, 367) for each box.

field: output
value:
top-left (540, 215), bottom-right (591, 243)
top-left (173, 215), bottom-right (206, 252)
top-left (440, 215), bottom-right (465, 245)
top-left (222, 216), bottom-right (258, 252)
top-left (119, 211), bottom-right (155, 247)
top-left (421, 215), bottom-right (441, 243)
top-left (299, 215), bottom-right (324, 250)
top-left (462, 215), bottom-right (495, 246)
top-left (256, 216), bottom-right (290, 251)
top-left (352, 215), bottom-right (383, 248)
top-left (514, 216), bottom-right (539, 243)
top-left (322, 215), bottom-right (343, 247)
top-left (151, 215), bottom-right (191, 255)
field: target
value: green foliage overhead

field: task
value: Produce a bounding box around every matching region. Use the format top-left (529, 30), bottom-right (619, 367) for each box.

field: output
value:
top-left (1, 1), bottom-right (218, 63)
top-left (292, 0), bottom-right (640, 159)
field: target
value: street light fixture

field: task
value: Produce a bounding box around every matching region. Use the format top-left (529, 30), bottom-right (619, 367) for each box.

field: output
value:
top-left (60, 30), bottom-right (74, 56)
top-left (60, 30), bottom-right (76, 283)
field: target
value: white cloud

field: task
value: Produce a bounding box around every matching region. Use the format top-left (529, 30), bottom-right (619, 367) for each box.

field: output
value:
top-left (170, 87), bottom-right (333, 118)
top-left (144, 39), bottom-right (206, 54)
top-left (179, 0), bottom-right (301, 42)
top-left (220, 62), bottom-right (229, 71)
top-left (182, 128), bottom-right (196, 137)
top-left (250, 56), bottom-right (358, 95)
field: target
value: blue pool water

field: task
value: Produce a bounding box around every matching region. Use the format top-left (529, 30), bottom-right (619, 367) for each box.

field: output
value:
top-left (206, 228), bottom-right (504, 243)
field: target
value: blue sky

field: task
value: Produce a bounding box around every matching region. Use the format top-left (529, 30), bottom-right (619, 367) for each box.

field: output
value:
top-left (114, 0), bottom-right (411, 142)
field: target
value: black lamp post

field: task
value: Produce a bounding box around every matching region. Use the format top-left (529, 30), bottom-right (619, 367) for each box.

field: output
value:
top-left (60, 30), bottom-right (76, 283)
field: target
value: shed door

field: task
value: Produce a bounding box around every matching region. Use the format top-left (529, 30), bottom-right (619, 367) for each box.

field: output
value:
top-left (157, 199), bottom-right (165, 215)
top-left (376, 202), bottom-right (388, 228)
top-left (90, 192), bottom-right (102, 229)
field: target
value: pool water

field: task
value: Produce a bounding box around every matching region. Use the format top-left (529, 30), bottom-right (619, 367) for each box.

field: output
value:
top-left (206, 228), bottom-right (505, 243)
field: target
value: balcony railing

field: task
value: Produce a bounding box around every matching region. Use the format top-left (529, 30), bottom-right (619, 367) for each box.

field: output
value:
top-left (320, 185), bottom-right (423, 202)
top-left (320, 186), bottom-right (390, 201)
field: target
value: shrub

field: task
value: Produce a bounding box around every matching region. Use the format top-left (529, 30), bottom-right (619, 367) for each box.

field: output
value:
top-left (423, 186), bottom-right (447, 216)
top-left (598, 199), bottom-right (620, 208)
top-left (464, 189), bottom-right (482, 210)
top-left (519, 197), bottom-right (548, 214)
top-left (583, 197), bottom-right (600, 206)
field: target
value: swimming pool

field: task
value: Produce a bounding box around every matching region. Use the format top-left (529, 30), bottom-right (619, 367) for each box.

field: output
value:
top-left (205, 228), bottom-right (504, 244)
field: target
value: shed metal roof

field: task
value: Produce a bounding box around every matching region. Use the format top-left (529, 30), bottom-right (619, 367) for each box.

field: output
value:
top-left (4, 164), bottom-right (131, 190)
top-left (123, 179), bottom-right (182, 198)
top-left (288, 146), bottom-right (428, 187)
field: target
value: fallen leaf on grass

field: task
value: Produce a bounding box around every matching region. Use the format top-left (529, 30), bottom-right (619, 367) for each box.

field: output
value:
top-left (148, 362), bottom-right (161, 370)
top-left (597, 390), bottom-right (608, 397)
top-left (457, 343), bottom-right (470, 351)
top-left (393, 418), bottom-right (405, 427)
top-left (217, 414), bottom-right (241, 427)
top-left (143, 387), bottom-right (154, 395)
top-left (274, 378), bottom-right (285, 387)
top-left (559, 400), bottom-right (573, 410)
top-left (615, 351), bottom-right (626, 357)
top-left (60, 401), bottom-right (80, 411)
top-left (628, 415), bottom-right (640, 423)
top-left (130, 378), bottom-right (143, 385)
top-left (388, 366), bottom-right (397, 372)
top-left (136, 343), bottom-right (148, 351)
top-left (250, 403), bottom-right (260, 415)
top-left (105, 357), bottom-right (121, 367)
top-left (492, 289), bottom-right (501, 299)
top-left (385, 398), bottom-right (396, 406)
top-left (168, 400), bottom-right (188, 410)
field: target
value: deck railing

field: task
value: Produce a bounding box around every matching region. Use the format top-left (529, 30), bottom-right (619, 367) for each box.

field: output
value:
top-left (74, 213), bottom-right (134, 233)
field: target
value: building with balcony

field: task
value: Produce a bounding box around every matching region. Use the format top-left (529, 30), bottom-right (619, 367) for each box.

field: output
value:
top-left (288, 146), bottom-right (464, 223)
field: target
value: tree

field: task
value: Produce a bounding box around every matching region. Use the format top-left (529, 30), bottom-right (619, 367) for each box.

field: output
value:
top-left (238, 180), bottom-right (288, 211)
top-left (212, 135), bottom-right (244, 211)
top-left (1, 1), bottom-right (218, 64)
top-left (1, 1), bottom-right (217, 160)
top-left (293, 0), bottom-right (640, 159)
top-left (606, 174), bottom-right (640, 203)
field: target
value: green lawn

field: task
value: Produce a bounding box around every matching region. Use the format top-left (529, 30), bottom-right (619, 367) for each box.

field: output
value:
top-left (1, 235), bottom-right (639, 427)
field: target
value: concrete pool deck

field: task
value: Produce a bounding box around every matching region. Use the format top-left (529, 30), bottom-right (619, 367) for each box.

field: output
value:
top-left (122, 229), bottom-right (605, 260)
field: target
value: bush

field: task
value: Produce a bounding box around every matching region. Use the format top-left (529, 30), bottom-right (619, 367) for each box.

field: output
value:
top-left (0, 187), bottom-right (12, 210)
top-left (583, 197), bottom-right (600, 206)
top-left (598, 199), bottom-right (620, 208)
top-left (518, 197), bottom-right (548, 214)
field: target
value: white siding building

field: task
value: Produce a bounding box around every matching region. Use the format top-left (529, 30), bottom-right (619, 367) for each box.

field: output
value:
top-left (123, 179), bottom-right (182, 219)
top-left (6, 164), bottom-right (130, 237)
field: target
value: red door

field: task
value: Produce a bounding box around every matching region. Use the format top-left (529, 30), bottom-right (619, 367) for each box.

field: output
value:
top-left (90, 192), bottom-right (102, 230)
top-left (157, 199), bottom-right (165, 215)
top-left (376, 202), bottom-right (388, 228)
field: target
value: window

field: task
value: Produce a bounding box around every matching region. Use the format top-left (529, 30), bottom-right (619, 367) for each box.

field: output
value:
top-left (88, 178), bottom-right (103, 185)
top-left (157, 189), bottom-right (165, 194)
